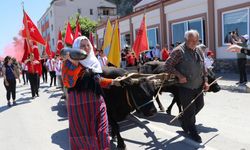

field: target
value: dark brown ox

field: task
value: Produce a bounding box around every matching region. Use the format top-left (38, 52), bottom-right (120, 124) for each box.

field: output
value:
top-left (101, 66), bottom-right (169, 149)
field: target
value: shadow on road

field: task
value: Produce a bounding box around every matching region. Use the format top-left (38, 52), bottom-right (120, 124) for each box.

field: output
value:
top-left (136, 112), bottom-right (180, 127)
top-left (110, 113), bottom-right (218, 149)
top-left (197, 123), bottom-right (218, 133)
top-left (0, 105), bottom-right (10, 113)
top-left (49, 92), bottom-right (63, 99)
top-left (0, 97), bottom-right (32, 113)
top-left (51, 128), bottom-right (69, 150)
top-left (51, 100), bottom-right (68, 121)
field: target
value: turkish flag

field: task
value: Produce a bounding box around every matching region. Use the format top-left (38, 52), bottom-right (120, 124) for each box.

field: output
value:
top-left (65, 22), bottom-right (73, 45)
top-left (132, 15), bottom-right (149, 59)
top-left (45, 41), bottom-right (52, 57)
top-left (22, 11), bottom-right (45, 45)
top-left (74, 20), bottom-right (81, 40)
top-left (56, 30), bottom-right (64, 55)
top-left (32, 41), bottom-right (40, 60)
top-left (21, 39), bottom-right (29, 62)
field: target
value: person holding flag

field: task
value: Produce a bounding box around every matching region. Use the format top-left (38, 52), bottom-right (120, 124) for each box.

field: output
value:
top-left (24, 53), bottom-right (40, 99)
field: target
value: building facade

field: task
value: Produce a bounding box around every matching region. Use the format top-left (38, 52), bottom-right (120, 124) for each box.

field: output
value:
top-left (38, 0), bottom-right (117, 51)
top-left (96, 0), bottom-right (250, 72)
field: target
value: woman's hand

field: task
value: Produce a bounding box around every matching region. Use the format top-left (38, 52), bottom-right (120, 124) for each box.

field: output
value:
top-left (66, 52), bottom-right (79, 65)
top-left (5, 80), bottom-right (9, 86)
top-left (111, 78), bottom-right (122, 86)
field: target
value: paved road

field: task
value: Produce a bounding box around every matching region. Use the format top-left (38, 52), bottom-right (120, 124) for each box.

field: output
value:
top-left (0, 77), bottom-right (249, 150)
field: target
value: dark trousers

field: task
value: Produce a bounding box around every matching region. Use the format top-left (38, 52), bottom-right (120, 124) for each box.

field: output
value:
top-left (38, 75), bottom-right (40, 89)
top-left (28, 73), bottom-right (39, 97)
top-left (4, 79), bottom-right (16, 101)
top-left (178, 86), bottom-right (204, 134)
top-left (42, 69), bottom-right (47, 83)
top-left (237, 58), bottom-right (247, 83)
top-left (49, 71), bottom-right (56, 86)
top-left (22, 70), bottom-right (28, 84)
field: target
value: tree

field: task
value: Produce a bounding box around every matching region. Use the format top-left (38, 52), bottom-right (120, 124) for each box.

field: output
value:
top-left (62, 14), bottom-right (97, 38)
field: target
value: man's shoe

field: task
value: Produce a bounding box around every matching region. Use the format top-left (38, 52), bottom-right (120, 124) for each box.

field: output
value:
top-left (13, 101), bottom-right (17, 106)
top-left (189, 133), bottom-right (202, 143)
top-left (236, 81), bottom-right (242, 85)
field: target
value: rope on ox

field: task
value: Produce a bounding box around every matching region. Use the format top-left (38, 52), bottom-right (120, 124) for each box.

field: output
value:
top-left (115, 72), bottom-right (171, 110)
top-left (169, 76), bottom-right (223, 124)
top-left (137, 73), bottom-right (172, 110)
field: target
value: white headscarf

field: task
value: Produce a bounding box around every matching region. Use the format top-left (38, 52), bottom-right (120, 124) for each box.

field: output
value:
top-left (72, 36), bottom-right (102, 73)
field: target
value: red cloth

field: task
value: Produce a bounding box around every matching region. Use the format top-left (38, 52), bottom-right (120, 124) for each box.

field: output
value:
top-left (207, 50), bottom-right (215, 57)
top-left (161, 48), bottom-right (169, 61)
top-left (22, 11), bottom-right (45, 45)
top-left (56, 30), bottom-right (64, 55)
top-left (45, 41), bottom-right (52, 57)
top-left (21, 39), bottom-right (29, 62)
top-left (127, 53), bottom-right (135, 66)
top-left (132, 15), bottom-right (149, 59)
top-left (27, 60), bottom-right (40, 74)
top-left (74, 20), bottom-right (81, 40)
top-left (32, 42), bottom-right (40, 60)
top-left (65, 22), bottom-right (73, 45)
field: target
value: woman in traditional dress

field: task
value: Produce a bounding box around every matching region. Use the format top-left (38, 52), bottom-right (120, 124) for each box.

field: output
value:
top-left (62, 36), bottom-right (119, 150)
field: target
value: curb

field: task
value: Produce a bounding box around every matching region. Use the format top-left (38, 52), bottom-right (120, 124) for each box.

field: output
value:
top-left (220, 84), bottom-right (250, 93)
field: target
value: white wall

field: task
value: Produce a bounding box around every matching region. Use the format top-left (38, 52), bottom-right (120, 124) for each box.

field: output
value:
top-left (119, 19), bottom-right (130, 34)
top-left (97, 28), bottom-right (105, 39)
top-left (132, 8), bottom-right (160, 40)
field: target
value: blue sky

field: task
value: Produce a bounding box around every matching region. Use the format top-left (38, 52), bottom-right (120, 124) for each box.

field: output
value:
top-left (0, 0), bottom-right (51, 56)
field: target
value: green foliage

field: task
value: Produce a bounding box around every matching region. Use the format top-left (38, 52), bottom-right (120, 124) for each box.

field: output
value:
top-left (62, 14), bottom-right (97, 38)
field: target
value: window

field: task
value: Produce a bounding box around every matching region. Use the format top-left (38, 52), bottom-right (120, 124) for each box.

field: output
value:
top-left (222, 8), bottom-right (249, 45)
top-left (51, 24), bottom-right (53, 31)
top-left (171, 18), bottom-right (204, 45)
top-left (50, 10), bottom-right (52, 17)
top-left (103, 10), bottom-right (109, 15)
top-left (77, 8), bottom-right (81, 14)
top-left (45, 15), bottom-right (49, 22)
top-left (90, 9), bottom-right (93, 15)
top-left (120, 33), bottom-right (130, 49)
top-left (147, 28), bottom-right (159, 49)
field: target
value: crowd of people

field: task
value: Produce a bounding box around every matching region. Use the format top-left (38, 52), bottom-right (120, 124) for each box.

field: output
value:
top-left (1, 28), bottom-right (249, 149)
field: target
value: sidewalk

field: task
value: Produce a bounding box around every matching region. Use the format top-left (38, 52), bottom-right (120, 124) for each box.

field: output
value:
top-left (216, 73), bottom-right (250, 93)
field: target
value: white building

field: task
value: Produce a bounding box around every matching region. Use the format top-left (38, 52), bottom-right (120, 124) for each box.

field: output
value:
top-left (96, 0), bottom-right (250, 72)
top-left (38, 0), bottom-right (117, 51)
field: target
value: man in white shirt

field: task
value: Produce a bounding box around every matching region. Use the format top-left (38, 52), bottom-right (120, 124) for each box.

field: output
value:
top-left (46, 57), bottom-right (56, 87)
top-left (152, 44), bottom-right (161, 60)
top-left (97, 50), bottom-right (108, 67)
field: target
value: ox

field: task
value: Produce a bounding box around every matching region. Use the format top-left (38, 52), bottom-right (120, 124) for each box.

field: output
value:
top-left (139, 61), bottom-right (221, 114)
top-left (101, 66), bottom-right (170, 149)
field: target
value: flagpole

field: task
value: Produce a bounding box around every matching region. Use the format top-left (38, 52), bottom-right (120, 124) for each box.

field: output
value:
top-left (22, 2), bottom-right (31, 54)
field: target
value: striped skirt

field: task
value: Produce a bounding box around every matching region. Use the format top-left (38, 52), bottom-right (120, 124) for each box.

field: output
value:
top-left (68, 90), bottom-right (110, 150)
